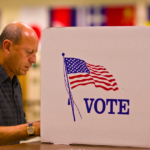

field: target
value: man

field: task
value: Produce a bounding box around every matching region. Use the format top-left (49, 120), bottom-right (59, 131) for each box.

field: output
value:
top-left (0, 22), bottom-right (40, 145)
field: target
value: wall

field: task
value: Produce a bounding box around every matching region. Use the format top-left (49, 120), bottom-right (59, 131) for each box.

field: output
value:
top-left (0, 0), bottom-right (149, 31)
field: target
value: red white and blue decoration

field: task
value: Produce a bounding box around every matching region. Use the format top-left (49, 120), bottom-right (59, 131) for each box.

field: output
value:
top-left (62, 53), bottom-right (119, 121)
top-left (85, 6), bottom-right (135, 26)
top-left (50, 6), bottom-right (135, 27)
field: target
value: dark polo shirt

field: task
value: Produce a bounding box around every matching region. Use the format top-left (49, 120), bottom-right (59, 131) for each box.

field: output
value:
top-left (0, 65), bottom-right (26, 126)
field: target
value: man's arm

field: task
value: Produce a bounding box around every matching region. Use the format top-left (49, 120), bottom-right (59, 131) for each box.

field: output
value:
top-left (0, 122), bottom-right (40, 146)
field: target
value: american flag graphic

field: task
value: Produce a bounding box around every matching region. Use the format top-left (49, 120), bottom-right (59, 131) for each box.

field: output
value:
top-left (65, 57), bottom-right (119, 91)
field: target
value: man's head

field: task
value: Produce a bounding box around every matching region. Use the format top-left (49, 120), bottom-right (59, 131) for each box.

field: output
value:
top-left (0, 22), bottom-right (39, 79)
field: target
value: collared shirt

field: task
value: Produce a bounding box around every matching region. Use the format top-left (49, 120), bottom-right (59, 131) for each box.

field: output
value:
top-left (0, 65), bottom-right (26, 126)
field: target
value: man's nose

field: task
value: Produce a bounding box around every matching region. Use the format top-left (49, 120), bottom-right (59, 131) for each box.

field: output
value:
top-left (29, 53), bottom-right (36, 64)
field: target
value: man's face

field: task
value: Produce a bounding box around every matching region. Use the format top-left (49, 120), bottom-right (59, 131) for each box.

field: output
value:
top-left (7, 34), bottom-right (39, 76)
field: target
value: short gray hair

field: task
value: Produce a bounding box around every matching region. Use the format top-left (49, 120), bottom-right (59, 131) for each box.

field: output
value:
top-left (0, 24), bottom-right (22, 50)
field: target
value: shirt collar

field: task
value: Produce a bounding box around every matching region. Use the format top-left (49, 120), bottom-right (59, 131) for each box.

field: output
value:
top-left (0, 64), bottom-right (10, 84)
top-left (0, 64), bottom-right (19, 85)
top-left (12, 75), bottom-right (19, 85)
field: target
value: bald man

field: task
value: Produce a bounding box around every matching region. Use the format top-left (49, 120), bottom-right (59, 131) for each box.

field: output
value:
top-left (0, 22), bottom-right (40, 145)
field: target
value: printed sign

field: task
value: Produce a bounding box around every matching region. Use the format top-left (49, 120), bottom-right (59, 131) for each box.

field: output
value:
top-left (41, 27), bottom-right (150, 147)
top-left (62, 53), bottom-right (119, 121)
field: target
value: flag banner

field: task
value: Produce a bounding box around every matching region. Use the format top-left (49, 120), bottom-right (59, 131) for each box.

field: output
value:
top-left (102, 6), bottom-right (135, 26)
top-left (86, 6), bottom-right (106, 26)
top-left (50, 6), bottom-right (135, 27)
top-left (64, 57), bottom-right (119, 91)
top-left (50, 7), bottom-right (77, 27)
top-left (50, 7), bottom-right (86, 27)
top-left (86, 6), bottom-right (135, 26)
top-left (76, 7), bottom-right (86, 26)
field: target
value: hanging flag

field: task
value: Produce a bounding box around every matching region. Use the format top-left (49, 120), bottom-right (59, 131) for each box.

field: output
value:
top-left (50, 7), bottom-right (85, 27)
top-left (76, 7), bottom-right (86, 26)
top-left (64, 57), bottom-right (119, 91)
top-left (50, 7), bottom-right (75, 27)
top-left (102, 6), bottom-right (135, 26)
top-left (86, 6), bottom-right (106, 26)
top-left (85, 6), bottom-right (135, 26)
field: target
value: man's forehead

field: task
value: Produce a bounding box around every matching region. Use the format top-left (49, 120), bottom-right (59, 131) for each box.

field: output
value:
top-left (21, 32), bottom-right (39, 43)
top-left (24, 31), bottom-right (35, 37)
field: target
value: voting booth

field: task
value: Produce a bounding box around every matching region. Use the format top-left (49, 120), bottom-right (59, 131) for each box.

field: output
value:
top-left (41, 27), bottom-right (150, 148)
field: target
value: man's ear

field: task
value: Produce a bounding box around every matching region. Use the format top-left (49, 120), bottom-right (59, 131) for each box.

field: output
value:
top-left (3, 40), bottom-right (12, 55)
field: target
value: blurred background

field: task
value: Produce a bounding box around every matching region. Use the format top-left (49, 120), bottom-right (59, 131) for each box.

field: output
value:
top-left (1, 0), bottom-right (150, 122)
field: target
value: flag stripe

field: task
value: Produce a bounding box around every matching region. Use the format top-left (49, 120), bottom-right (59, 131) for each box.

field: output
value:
top-left (90, 75), bottom-right (115, 82)
top-left (91, 71), bottom-right (113, 77)
top-left (86, 63), bottom-right (102, 68)
top-left (91, 70), bottom-right (109, 74)
top-left (69, 74), bottom-right (90, 79)
top-left (87, 64), bottom-right (105, 67)
top-left (71, 81), bottom-right (119, 91)
top-left (70, 78), bottom-right (93, 85)
top-left (70, 77), bottom-right (117, 87)
top-left (87, 66), bottom-right (106, 71)
top-left (69, 73), bottom-right (117, 89)
top-left (69, 76), bottom-right (117, 88)
top-left (71, 81), bottom-right (95, 89)
top-left (92, 79), bottom-right (117, 86)
top-left (69, 73), bottom-right (118, 89)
